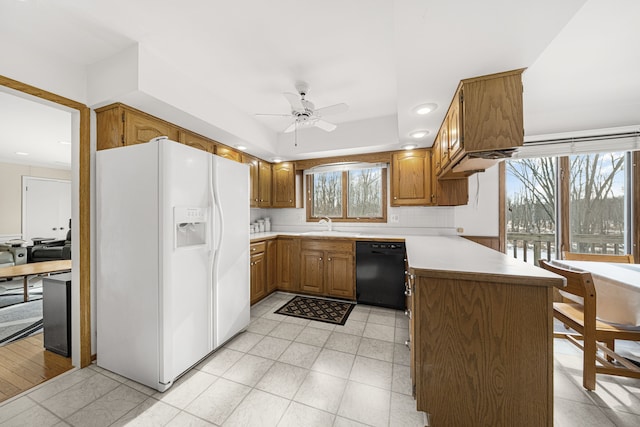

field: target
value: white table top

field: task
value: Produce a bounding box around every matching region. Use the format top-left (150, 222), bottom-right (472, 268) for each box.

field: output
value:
top-left (553, 260), bottom-right (640, 327)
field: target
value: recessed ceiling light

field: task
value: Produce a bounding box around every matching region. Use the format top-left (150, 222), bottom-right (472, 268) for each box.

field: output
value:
top-left (410, 130), bottom-right (430, 139)
top-left (235, 145), bottom-right (247, 151)
top-left (271, 157), bottom-right (283, 163)
top-left (58, 141), bottom-right (71, 145)
top-left (15, 152), bottom-right (29, 156)
top-left (413, 103), bottom-right (437, 115)
top-left (401, 143), bottom-right (418, 150)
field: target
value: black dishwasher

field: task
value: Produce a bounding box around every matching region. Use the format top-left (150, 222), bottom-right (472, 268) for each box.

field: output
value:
top-left (356, 241), bottom-right (406, 310)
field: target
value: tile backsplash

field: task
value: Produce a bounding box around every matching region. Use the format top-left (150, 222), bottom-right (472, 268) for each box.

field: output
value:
top-left (252, 206), bottom-right (457, 236)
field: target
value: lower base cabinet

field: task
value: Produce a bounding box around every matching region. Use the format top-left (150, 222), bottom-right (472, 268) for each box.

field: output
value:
top-left (299, 239), bottom-right (355, 299)
top-left (410, 270), bottom-right (554, 426)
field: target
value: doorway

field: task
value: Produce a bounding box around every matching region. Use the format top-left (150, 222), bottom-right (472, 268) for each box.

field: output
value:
top-left (0, 75), bottom-right (91, 402)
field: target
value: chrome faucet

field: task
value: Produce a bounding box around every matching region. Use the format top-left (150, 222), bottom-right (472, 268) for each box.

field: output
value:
top-left (318, 216), bottom-right (333, 231)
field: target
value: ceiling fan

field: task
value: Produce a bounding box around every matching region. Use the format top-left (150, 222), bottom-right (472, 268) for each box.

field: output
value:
top-left (256, 82), bottom-right (349, 134)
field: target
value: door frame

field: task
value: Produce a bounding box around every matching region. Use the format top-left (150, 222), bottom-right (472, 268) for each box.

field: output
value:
top-left (0, 75), bottom-right (91, 368)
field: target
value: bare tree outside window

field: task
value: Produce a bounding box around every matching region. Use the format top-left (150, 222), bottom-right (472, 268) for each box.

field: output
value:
top-left (311, 171), bottom-right (342, 217)
top-left (308, 166), bottom-right (386, 221)
top-left (506, 152), bottom-right (628, 263)
top-left (348, 168), bottom-right (382, 217)
top-left (569, 152), bottom-right (625, 254)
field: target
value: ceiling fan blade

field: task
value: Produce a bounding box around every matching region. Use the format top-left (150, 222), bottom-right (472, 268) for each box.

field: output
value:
top-left (255, 113), bottom-right (292, 117)
top-left (283, 92), bottom-right (305, 112)
top-left (314, 119), bottom-right (337, 132)
top-left (314, 103), bottom-right (348, 117)
top-left (283, 122), bottom-right (297, 133)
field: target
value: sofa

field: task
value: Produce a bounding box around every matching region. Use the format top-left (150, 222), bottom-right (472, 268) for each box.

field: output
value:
top-left (29, 220), bottom-right (72, 263)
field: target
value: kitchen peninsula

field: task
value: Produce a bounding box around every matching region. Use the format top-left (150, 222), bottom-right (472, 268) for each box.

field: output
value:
top-left (251, 232), bottom-right (564, 426)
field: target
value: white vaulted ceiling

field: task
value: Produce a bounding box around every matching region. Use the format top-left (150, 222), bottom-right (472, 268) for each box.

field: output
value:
top-left (0, 0), bottom-right (638, 167)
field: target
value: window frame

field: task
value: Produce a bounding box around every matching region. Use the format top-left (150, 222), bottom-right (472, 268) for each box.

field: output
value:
top-left (500, 150), bottom-right (638, 263)
top-left (305, 167), bottom-right (387, 223)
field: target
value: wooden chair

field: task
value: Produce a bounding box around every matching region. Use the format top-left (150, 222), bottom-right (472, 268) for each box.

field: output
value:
top-left (562, 251), bottom-right (635, 263)
top-left (539, 260), bottom-right (640, 390)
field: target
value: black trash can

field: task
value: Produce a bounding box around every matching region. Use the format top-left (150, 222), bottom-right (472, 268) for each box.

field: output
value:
top-left (43, 272), bottom-right (71, 357)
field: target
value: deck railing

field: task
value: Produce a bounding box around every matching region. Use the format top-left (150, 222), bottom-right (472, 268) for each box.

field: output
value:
top-left (506, 232), bottom-right (626, 265)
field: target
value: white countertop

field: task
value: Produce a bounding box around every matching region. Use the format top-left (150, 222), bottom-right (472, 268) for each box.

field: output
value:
top-left (251, 231), bottom-right (562, 285)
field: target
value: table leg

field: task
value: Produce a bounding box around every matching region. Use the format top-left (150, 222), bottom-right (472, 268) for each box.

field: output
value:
top-left (23, 275), bottom-right (29, 302)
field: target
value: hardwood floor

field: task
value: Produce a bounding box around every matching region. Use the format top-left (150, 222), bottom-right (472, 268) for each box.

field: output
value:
top-left (0, 333), bottom-right (73, 403)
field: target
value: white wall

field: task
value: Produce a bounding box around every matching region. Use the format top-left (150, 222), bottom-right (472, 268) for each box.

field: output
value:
top-left (454, 163), bottom-right (500, 236)
top-left (0, 162), bottom-right (71, 237)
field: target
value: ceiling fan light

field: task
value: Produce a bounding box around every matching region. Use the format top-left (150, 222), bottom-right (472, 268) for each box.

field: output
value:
top-left (410, 130), bottom-right (429, 139)
top-left (414, 103), bottom-right (437, 115)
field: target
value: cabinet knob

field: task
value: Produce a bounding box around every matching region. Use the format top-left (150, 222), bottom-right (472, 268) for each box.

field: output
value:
top-left (404, 309), bottom-right (411, 319)
top-left (393, 197), bottom-right (397, 200)
top-left (404, 339), bottom-right (411, 348)
top-left (328, 258), bottom-right (332, 261)
top-left (319, 257), bottom-right (322, 261)
top-left (404, 289), bottom-right (412, 296)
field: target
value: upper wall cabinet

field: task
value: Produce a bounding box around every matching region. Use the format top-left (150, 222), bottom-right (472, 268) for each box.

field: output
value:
top-left (438, 69), bottom-right (525, 178)
top-left (272, 162), bottom-right (296, 208)
top-left (179, 130), bottom-right (215, 153)
top-left (96, 104), bottom-right (179, 150)
top-left (215, 145), bottom-right (242, 162)
top-left (390, 149), bottom-right (432, 206)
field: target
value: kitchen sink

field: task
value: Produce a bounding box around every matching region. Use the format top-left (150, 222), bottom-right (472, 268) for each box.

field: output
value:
top-left (300, 231), bottom-right (361, 237)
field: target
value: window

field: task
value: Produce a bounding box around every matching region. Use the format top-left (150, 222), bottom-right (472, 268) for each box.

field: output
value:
top-left (504, 150), bottom-right (633, 264)
top-left (307, 165), bottom-right (386, 222)
top-left (505, 158), bottom-right (557, 263)
top-left (568, 152), bottom-right (628, 255)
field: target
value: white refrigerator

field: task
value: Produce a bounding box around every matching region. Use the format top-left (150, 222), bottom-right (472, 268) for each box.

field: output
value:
top-left (96, 137), bottom-right (249, 391)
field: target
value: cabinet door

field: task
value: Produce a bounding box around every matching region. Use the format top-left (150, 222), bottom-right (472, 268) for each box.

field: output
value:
top-left (277, 238), bottom-right (299, 292)
top-left (300, 250), bottom-right (324, 294)
top-left (243, 155), bottom-right (260, 208)
top-left (124, 110), bottom-right (178, 146)
top-left (438, 118), bottom-right (449, 171)
top-left (391, 149), bottom-right (432, 206)
top-left (272, 162), bottom-right (295, 208)
top-left (258, 161), bottom-right (272, 207)
top-left (266, 239), bottom-right (277, 293)
top-left (215, 145), bottom-right (242, 162)
top-left (448, 89), bottom-right (462, 160)
top-left (179, 130), bottom-right (215, 153)
top-left (96, 106), bottom-right (124, 150)
top-left (326, 251), bottom-right (354, 299)
top-left (250, 252), bottom-right (266, 305)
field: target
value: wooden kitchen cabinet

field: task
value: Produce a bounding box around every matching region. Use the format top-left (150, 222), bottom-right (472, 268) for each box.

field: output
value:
top-left (299, 239), bottom-right (354, 299)
top-left (258, 161), bottom-right (272, 207)
top-left (300, 249), bottom-right (324, 294)
top-left (437, 68), bottom-right (524, 178)
top-left (276, 237), bottom-right (300, 292)
top-left (390, 149), bottom-right (432, 206)
top-left (250, 241), bottom-right (267, 304)
top-left (96, 103), bottom-right (179, 150)
top-left (242, 154), bottom-right (260, 208)
top-left (411, 269), bottom-right (555, 426)
top-left (266, 239), bottom-right (277, 294)
top-left (215, 145), bottom-right (242, 162)
top-left (179, 130), bottom-right (215, 153)
top-left (325, 251), bottom-right (354, 298)
top-left (272, 162), bottom-right (296, 208)
top-left (431, 150), bottom-right (469, 206)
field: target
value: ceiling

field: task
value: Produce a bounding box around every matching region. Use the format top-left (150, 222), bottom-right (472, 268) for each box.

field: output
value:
top-left (1, 0), bottom-right (639, 168)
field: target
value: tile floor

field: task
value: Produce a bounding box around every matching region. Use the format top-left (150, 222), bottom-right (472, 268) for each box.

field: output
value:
top-left (1, 291), bottom-right (639, 426)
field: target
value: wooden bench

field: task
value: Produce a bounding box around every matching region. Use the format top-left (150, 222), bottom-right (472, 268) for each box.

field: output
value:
top-left (0, 260), bottom-right (72, 302)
